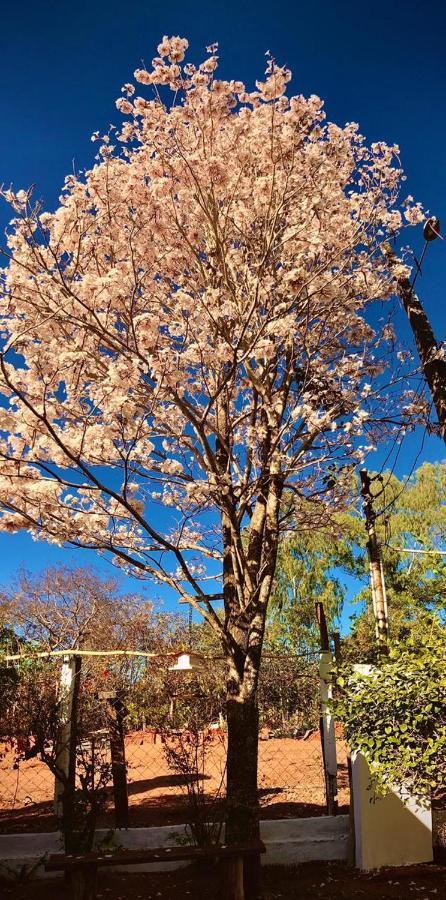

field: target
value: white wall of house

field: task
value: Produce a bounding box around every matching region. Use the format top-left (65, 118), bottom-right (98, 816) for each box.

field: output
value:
top-left (350, 751), bottom-right (433, 871)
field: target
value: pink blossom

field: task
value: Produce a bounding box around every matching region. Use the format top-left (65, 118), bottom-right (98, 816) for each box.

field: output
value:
top-left (157, 35), bottom-right (188, 63)
top-left (404, 203), bottom-right (424, 225)
top-left (134, 68), bottom-right (152, 85)
top-left (0, 34), bottom-right (424, 620)
top-left (200, 56), bottom-right (219, 74)
top-left (115, 98), bottom-right (133, 115)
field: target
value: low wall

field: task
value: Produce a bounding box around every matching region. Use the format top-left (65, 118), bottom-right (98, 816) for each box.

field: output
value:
top-left (351, 752), bottom-right (433, 871)
top-left (261, 816), bottom-right (351, 865)
top-left (0, 816), bottom-right (351, 879)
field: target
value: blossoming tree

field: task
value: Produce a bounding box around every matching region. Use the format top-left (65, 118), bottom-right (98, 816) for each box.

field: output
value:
top-left (0, 36), bottom-right (424, 846)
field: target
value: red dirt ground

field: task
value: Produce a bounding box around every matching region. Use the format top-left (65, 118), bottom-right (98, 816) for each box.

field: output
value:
top-left (1, 862), bottom-right (445, 899)
top-left (0, 730), bottom-right (350, 832)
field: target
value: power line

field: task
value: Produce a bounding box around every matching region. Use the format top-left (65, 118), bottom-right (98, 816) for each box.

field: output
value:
top-left (371, 419), bottom-right (429, 522)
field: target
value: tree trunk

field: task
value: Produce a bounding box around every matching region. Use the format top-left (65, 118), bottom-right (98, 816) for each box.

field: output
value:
top-left (226, 693), bottom-right (259, 843)
top-left (225, 687), bottom-right (260, 899)
top-left (216, 412), bottom-right (282, 898)
top-left (108, 695), bottom-right (129, 829)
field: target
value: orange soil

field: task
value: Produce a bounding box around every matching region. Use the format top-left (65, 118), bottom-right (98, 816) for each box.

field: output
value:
top-left (0, 730), bottom-right (349, 833)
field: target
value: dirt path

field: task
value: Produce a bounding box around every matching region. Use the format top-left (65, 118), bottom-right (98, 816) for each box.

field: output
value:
top-left (0, 730), bottom-right (350, 832)
top-left (1, 862), bottom-right (445, 899)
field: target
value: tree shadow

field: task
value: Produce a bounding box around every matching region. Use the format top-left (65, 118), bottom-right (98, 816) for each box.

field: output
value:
top-left (0, 800), bottom-right (56, 834)
top-left (127, 773), bottom-right (210, 795)
top-left (259, 800), bottom-right (349, 819)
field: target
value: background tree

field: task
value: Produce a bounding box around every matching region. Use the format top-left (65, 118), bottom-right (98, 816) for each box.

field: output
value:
top-left (342, 461), bottom-right (446, 659)
top-left (0, 34), bottom-right (427, 860)
top-left (269, 462), bottom-right (446, 661)
top-left (266, 523), bottom-right (349, 653)
top-left (0, 650), bottom-right (114, 893)
top-left (1, 566), bottom-right (156, 651)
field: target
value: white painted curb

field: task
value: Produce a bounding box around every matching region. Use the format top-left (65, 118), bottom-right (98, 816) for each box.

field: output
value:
top-left (0, 816), bottom-right (351, 880)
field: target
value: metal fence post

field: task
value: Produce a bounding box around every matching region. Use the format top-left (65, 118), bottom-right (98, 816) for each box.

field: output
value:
top-left (316, 602), bottom-right (338, 816)
top-left (319, 651), bottom-right (338, 815)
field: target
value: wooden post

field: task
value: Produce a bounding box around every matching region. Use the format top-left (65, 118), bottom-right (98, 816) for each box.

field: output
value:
top-left (102, 691), bottom-right (129, 828)
top-left (227, 854), bottom-right (245, 900)
top-left (359, 469), bottom-right (389, 654)
top-left (71, 863), bottom-right (98, 900)
top-left (316, 602), bottom-right (338, 816)
top-left (65, 655), bottom-right (82, 852)
top-left (55, 654), bottom-right (82, 851)
top-left (54, 655), bottom-right (75, 817)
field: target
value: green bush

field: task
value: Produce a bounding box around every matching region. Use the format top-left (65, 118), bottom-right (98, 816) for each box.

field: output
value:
top-left (334, 617), bottom-right (446, 801)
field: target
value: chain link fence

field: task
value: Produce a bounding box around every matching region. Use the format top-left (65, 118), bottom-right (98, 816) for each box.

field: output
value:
top-left (0, 651), bottom-right (349, 834)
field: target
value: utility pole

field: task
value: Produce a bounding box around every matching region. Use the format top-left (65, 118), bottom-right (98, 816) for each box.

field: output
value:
top-left (359, 469), bottom-right (389, 654)
top-left (383, 217), bottom-right (446, 442)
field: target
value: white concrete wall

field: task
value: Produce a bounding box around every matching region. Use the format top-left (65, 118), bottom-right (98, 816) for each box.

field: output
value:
top-left (351, 752), bottom-right (433, 871)
top-left (0, 816), bottom-right (351, 879)
top-left (260, 815), bottom-right (350, 865)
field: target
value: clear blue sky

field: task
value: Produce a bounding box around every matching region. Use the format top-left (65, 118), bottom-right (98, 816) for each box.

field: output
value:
top-left (0, 0), bottom-right (445, 628)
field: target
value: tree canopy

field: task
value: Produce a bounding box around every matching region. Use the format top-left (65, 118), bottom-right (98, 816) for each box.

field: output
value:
top-left (0, 38), bottom-right (426, 631)
top-left (0, 566), bottom-right (158, 651)
top-left (0, 34), bottom-right (430, 845)
top-left (344, 461), bottom-right (446, 656)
